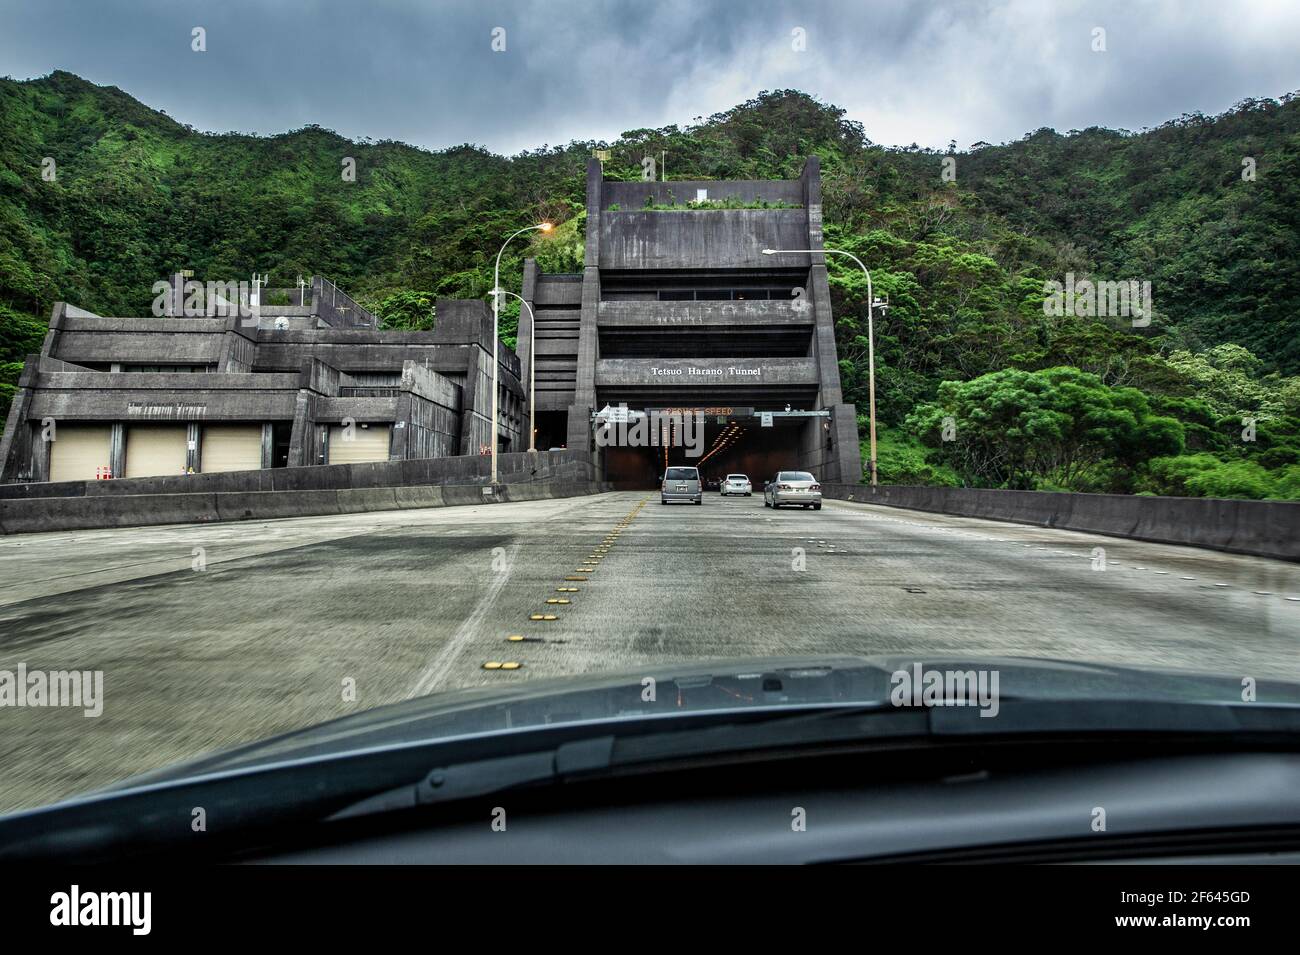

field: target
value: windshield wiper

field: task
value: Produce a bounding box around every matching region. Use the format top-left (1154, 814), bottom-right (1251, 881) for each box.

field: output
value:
top-left (329, 698), bottom-right (1300, 822)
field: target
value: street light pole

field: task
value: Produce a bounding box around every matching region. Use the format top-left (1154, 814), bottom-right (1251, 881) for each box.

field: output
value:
top-left (490, 223), bottom-right (551, 483)
top-left (762, 247), bottom-right (882, 486)
top-left (496, 289), bottom-right (537, 452)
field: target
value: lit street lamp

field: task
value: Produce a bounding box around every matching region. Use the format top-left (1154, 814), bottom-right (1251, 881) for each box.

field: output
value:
top-left (495, 289), bottom-right (538, 453)
top-left (490, 223), bottom-right (551, 483)
top-left (762, 247), bottom-right (886, 486)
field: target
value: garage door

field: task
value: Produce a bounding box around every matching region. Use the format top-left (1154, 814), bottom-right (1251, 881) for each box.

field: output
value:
top-left (48, 425), bottom-right (111, 482)
top-left (124, 426), bottom-right (188, 478)
top-left (328, 424), bottom-right (391, 464)
top-left (202, 425), bottom-right (262, 473)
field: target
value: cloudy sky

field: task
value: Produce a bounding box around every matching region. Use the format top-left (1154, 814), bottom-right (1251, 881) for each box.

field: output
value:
top-left (2, 0), bottom-right (1298, 154)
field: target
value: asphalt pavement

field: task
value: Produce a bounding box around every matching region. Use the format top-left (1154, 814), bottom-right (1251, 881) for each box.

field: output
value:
top-left (1, 490), bottom-right (1298, 811)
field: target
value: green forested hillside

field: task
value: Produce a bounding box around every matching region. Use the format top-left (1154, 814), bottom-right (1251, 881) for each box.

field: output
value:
top-left (1, 72), bottom-right (1297, 496)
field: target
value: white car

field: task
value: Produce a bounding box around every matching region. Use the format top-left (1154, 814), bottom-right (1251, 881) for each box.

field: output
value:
top-left (764, 471), bottom-right (822, 510)
top-left (720, 473), bottom-right (752, 496)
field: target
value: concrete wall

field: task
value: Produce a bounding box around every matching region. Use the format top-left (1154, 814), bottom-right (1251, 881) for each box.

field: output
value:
top-left (0, 450), bottom-right (607, 534)
top-left (601, 179), bottom-right (804, 210)
top-left (0, 474), bottom-right (611, 535)
top-left (25, 369), bottom-right (302, 421)
top-left (819, 483), bottom-right (1300, 562)
top-left (596, 299), bottom-right (813, 329)
top-left (0, 449), bottom-right (589, 499)
top-left (594, 357), bottom-right (818, 389)
top-left (597, 209), bottom-right (810, 270)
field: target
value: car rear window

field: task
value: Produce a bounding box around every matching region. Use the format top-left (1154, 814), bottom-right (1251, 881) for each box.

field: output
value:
top-left (727, 474), bottom-right (747, 480)
top-left (665, 468), bottom-right (699, 480)
top-left (779, 472), bottom-right (816, 481)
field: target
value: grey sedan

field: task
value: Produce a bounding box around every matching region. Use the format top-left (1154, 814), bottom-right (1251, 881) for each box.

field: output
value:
top-left (764, 471), bottom-right (823, 510)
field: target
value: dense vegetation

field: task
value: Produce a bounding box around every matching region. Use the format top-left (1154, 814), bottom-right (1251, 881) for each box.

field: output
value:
top-left (2, 72), bottom-right (1297, 497)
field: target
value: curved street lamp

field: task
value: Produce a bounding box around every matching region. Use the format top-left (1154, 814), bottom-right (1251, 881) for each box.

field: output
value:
top-left (762, 247), bottom-right (885, 486)
top-left (494, 289), bottom-right (538, 453)
top-left (489, 223), bottom-right (551, 483)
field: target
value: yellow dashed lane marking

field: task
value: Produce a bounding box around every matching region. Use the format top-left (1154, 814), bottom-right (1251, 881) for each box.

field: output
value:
top-left (482, 504), bottom-right (648, 676)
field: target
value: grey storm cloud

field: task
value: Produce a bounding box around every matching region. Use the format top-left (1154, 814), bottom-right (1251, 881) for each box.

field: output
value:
top-left (1, 0), bottom-right (1298, 153)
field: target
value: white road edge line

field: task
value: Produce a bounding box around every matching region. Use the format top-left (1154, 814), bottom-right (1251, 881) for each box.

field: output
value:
top-left (408, 542), bottom-right (521, 698)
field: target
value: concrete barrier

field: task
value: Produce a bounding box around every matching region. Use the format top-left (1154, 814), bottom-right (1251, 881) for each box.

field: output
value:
top-left (0, 479), bottom-right (613, 535)
top-left (821, 484), bottom-right (1300, 562)
top-left (0, 492), bottom-right (221, 535)
top-left (336, 487), bottom-right (401, 513)
top-left (214, 489), bottom-right (343, 523)
top-left (0, 449), bottom-right (596, 500)
top-left (393, 486), bottom-right (444, 509)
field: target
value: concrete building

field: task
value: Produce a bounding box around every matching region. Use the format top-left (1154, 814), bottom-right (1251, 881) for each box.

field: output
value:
top-left (1, 156), bottom-right (860, 488)
top-left (0, 278), bottom-right (524, 483)
top-left (518, 155), bottom-right (861, 488)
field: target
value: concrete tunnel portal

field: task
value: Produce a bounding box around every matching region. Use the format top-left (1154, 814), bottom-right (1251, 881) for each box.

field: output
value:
top-left (517, 156), bottom-right (863, 491)
top-left (599, 410), bottom-right (830, 490)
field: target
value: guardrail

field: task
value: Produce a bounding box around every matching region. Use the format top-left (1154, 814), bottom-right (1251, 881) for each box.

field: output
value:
top-left (820, 484), bottom-right (1300, 562)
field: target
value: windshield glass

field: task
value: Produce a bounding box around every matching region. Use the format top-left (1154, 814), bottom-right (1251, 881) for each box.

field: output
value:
top-left (1, 2), bottom-right (1298, 825)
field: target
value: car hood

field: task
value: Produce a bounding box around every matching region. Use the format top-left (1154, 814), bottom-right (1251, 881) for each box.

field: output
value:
top-left (120, 654), bottom-right (1300, 786)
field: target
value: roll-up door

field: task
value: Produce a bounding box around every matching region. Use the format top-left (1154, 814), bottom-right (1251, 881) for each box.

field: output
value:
top-left (48, 425), bottom-right (111, 482)
top-left (201, 425), bottom-right (263, 473)
top-left (327, 424), bottom-right (391, 464)
top-left (124, 426), bottom-right (188, 478)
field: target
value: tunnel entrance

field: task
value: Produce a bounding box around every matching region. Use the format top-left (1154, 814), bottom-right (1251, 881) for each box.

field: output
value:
top-left (598, 411), bottom-right (825, 490)
top-left (533, 410), bottom-right (568, 451)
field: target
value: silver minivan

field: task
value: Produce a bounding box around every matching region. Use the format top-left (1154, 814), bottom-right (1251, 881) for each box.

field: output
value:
top-left (661, 466), bottom-right (703, 505)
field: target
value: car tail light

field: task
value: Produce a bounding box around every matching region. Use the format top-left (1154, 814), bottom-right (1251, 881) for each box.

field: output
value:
top-left (811, 484), bottom-right (821, 491)
top-left (779, 483), bottom-right (792, 490)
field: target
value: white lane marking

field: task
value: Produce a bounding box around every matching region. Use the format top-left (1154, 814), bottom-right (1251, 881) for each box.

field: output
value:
top-left (408, 542), bottom-right (521, 698)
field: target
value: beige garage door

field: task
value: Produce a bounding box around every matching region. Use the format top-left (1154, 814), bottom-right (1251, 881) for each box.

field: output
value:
top-left (124, 426), bottom-right (188, 478)
top-left (328, 424), bottom-right (391, 464)
top-left (48, 425), bottom-right (111, 482)
top-left (202, 425), bottom-right (262, 473)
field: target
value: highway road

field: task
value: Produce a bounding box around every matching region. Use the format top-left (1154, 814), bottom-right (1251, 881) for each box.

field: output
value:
top-left (2, 490), bottom-right (1298, 812)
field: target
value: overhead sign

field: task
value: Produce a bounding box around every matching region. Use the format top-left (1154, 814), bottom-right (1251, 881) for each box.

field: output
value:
top-left (760, 412), bottom-right (773, 428)
top-left (595, 404), bottom-right (642, 423)
top-left (649, 366), bottom-right (762, 378)
top-left (647, 406), bottom-right (753, 418)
